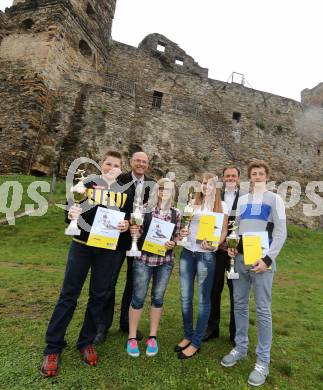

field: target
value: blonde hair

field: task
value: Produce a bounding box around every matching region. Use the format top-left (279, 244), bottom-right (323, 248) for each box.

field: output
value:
top-left (147, 178), bottom-right (176, 210)
top-left (194, 172), bottom-right (223, 213)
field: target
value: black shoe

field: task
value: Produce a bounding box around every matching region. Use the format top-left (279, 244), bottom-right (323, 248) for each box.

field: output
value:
top-left (174, 342), bottom-right (191, 353)
top-left (177, 347), bottom-right (200, 360)
top-left (93, 325), bottom-right (108, 345)
top-left (120, 328), bottom-right (143, 341)
top-left (202, 328), bottom-right (219, 342)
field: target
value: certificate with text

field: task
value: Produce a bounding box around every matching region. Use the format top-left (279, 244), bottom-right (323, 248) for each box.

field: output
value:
top-left (242, 231), bottom-right (269, 266)
top-left (196, 212), bottom-right (224, 246)
top-left (87, 207), bottom-right (125, 250)
top-left (142, 217), bottom-right (175, 256)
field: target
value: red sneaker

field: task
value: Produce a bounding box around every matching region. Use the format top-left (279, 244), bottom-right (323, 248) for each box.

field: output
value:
top-left (40, 354), bottom-right (59, 377)
top-left (80, 344), bottom-right (97, 366)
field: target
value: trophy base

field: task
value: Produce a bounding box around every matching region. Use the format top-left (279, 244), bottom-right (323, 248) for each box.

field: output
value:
top-left (227, 271), bottom-right (239, 280)
top-left (65, 226), bottom-right (81, 236)
top-left (126, 250), bottom-right (142, 257)
top-left (176, 240), bottom-right (187, 247)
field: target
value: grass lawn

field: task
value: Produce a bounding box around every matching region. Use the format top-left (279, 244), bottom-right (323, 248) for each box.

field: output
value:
top-left (0, 176), bottom-right (323, 389)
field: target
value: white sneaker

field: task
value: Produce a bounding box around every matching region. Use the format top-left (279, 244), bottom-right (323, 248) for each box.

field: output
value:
top-left (221, 348), bottom-right (246, 367)
top-left (248, 363), bottom-right (269, 386)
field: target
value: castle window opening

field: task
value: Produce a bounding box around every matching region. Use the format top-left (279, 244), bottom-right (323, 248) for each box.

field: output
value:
top-left (152, 91), bottom-right (163, 109)
top-left (175, 58), bottom-right (184, 66)
top-left (232, 112), bottom-right (241, 122)
top-left (79, 39), bottom-right (92, 58)
top-left (86, 3), bottom-right (96, 18)
top-left (30, 169), bottom-right (46, 177)
top-left (157, 42), bottom-right (166, 52)
top-left (318, 149), bottom-right (321, 155)
top-left (20, 19), bottom-right (34, 30)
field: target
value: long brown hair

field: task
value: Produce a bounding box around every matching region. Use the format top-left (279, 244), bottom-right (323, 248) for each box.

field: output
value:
top-left (194, 173), bottom-right (223, 213)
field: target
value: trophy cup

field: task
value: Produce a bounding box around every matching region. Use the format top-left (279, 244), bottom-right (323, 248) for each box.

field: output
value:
top-left (126, 197), bottom-right (144, 257)
top-left (65, 169), bottom-right (88, 236)
top-left (226, 220), bottom-right (240, 279)
top-left (177, 193), bottom-right (194, 246)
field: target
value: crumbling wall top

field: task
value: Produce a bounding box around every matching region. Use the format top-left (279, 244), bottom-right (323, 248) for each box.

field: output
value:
top-left (138, 33), bottom-right (208, 78)
top-left (0, 10), bottom-right (8, 44)
top-left (301, 82), bottom-right (323, 108)
top-left (0, 10), bottom-right (8, 25)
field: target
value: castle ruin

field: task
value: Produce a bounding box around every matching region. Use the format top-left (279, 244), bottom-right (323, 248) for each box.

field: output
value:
top-left (0, 0), bottom-right (322, 227)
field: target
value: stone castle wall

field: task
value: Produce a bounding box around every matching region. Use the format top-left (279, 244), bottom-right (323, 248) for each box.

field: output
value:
top-left (105, 37), bottom-right (323, 184)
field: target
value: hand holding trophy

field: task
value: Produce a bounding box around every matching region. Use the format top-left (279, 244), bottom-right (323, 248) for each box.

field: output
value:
top-left (226, 220), bottom-right (240, 279)
top-left (65, 169), bottom-right (88, 236)
top-left (177, 193), bottom-right (194, 246)
top-left (126, 197), bottom-right (144, 257)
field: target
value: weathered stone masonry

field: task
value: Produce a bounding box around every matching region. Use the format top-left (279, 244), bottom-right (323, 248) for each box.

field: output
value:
top-left (0, 0), bottom-right (322, 227)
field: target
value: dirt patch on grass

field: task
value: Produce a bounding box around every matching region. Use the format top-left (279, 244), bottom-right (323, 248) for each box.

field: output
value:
top-left (0, 261), bottom-right (63, 273)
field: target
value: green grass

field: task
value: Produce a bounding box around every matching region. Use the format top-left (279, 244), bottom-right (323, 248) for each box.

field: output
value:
top-left (0, 176), bottom-right (323, 389)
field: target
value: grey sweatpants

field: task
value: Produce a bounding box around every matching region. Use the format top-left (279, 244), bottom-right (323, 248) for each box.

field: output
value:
top-left (233, 254), bottom-right (275, 366)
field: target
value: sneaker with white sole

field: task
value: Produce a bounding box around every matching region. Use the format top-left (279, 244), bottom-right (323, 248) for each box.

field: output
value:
top-left (146, 337), bottom-right (158, 357)
top-left (221, 348), bottom-right (246, 367)
top-left (127, 338), bottom-right (140, 357)
top-left (248, 363), bottom-right (269, 387)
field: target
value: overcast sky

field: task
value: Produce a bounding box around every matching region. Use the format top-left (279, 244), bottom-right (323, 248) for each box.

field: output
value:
top-left (1, 0), bottom-right (322, 101)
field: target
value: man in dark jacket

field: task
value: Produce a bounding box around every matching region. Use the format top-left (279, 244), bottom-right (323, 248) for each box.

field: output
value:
top-left (94, 151), bottom-right (155, 343)
top-left (203, 166), bottom-right (240, 344)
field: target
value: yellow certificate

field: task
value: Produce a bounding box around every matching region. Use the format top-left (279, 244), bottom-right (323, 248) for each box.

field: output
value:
top-left (87, 234), bottom-right (119, 250)
top-left (242, 235), bottom-right (262, 265)
top-left (142, 217), bottom-right (175, 257)
top-left (142, 241), bottom-right (167, 256)
top-left (86, 207), bottom-right (125, 250)
top-left (196, 215), bottom-right (216, 242)
top-left (196, 213), bottom-right (224, 246)
top-left (242, 231), bottom-right (270, 266)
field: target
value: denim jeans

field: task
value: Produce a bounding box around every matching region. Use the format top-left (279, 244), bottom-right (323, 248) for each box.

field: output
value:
top-left (233, 253), bottom-right (275, 366)
top-left (130, 260), bottom-right (174, 309)
top-left (180, 248), bottom-right (216, 348)
top-left (44, 241), bottom-right (125, 354)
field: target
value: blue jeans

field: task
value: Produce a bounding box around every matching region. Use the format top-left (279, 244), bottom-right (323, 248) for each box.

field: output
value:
top-left (233, 254), bottom-right (275, 366)
top-left (131, 260), bottom-right (174, 309)
top-left (44, 241), bottom-right (125, 354)
top-left (180, 248), bottom-right (216, 348)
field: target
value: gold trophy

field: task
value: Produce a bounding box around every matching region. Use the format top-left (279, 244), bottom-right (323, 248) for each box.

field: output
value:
top-left (177, 193), bottom-right (194, 246)
top-left (226, 220), bottom-right (240, 279)
top-left (126, 197), bottom-right (144, 257)
top-left (65, 169), bottom-right (88, 236)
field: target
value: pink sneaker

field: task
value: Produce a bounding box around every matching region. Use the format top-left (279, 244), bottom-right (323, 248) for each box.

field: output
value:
top-left (146, 337), bottom-right (158, 357)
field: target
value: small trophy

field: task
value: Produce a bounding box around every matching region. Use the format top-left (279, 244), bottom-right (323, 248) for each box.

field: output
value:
top-left (65, 169), bottom-right (88, 236)
top-left (177, 193), bottom-right (194, 246)
top-left (126, 197), bottom-right (144, 257)
top-left (226, 220), bottom-right (240, 279)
